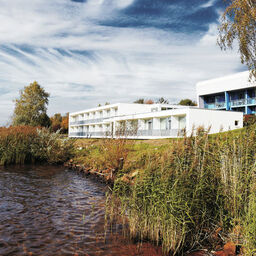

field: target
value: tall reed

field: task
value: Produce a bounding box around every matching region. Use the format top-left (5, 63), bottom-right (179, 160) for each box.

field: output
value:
top-left (0, 126), bottom-right (38, 165)
top-left (0, 126), bottom-right (74, 165)
top-left (106, 126), bottom-right (256, 255)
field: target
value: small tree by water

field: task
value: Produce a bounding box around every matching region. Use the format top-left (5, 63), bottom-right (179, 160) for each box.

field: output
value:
top-left (12, 81), bottom-right (51, 127)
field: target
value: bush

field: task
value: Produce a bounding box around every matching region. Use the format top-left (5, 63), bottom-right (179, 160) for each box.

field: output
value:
top-left (0, 126), bottom-right (74, 165)
top-left (31, 128), bottom-right (74, 164)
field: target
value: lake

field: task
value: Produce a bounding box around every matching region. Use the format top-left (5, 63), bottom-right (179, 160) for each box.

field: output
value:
top-left (0, 165), bottom-right (161, 256)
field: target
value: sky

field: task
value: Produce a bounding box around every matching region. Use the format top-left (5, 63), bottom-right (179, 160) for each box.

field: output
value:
top-left (0, 0), bottom-right (247, 125)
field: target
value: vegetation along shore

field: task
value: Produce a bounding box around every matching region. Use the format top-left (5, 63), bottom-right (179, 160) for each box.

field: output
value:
top-left (0, 126), bottom-right (73, 165)
top-left (67, 125), bottom-right (256, 256)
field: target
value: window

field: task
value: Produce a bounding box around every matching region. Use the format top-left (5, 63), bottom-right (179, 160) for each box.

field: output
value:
top-left (235, 120), bottom-right (239, 126)
top-left (239, 92), bottom-right (245, 99)
top-left (205, 96), bottom-right (215, 104)
top-left (148, 119), bottom-right (153, 130)
top-left (160, 118), bottom-right (171, 130)
top-left (178, 116), bottom-right (186, 130)
top-left (247, 89), bottom-right (255, 98)
top-left (160, 118), bottom-right (167, 130)
top-left (168, 118), bottom-right (172, 130)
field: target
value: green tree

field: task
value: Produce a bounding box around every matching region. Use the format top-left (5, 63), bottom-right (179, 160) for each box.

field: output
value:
top-left (218, 0), bottom-right (256, 78)
top-left (134, 98), bottom-right (145, 104)
top-left (40, 113), bottom-right (51, 128)
top-left (178, 99), bottom-right (197, 106)
top-left (12, 81), bottom-right (50, 127)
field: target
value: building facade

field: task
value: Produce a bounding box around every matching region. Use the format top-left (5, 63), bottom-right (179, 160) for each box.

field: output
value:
top-left (197, 71), bottom-right (256, 114)
top-left (69, 103), bottom-right (243, 139)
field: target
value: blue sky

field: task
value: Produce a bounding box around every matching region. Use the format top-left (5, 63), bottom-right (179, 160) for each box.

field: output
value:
top-left (0, 0), bottom-right (246, 125)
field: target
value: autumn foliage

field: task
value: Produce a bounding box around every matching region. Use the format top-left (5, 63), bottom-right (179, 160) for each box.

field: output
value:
top-left (0, 126), bottom-right (73, 165)
top-left (218, 0), bottom-right (256, 78)
top-left (50, 113), bottom-right (69, 133)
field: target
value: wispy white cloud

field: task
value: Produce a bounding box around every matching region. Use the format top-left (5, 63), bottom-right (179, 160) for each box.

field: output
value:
top-left (200, 0), bottom-right (216, 8)
top-left (0, 0), bottom-right (245, 125)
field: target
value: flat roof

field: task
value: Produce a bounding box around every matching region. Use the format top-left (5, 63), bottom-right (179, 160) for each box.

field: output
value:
top-left (70, 103), bottom-right (188, 116)
top-left (196, 71), bottom-right (256, 96)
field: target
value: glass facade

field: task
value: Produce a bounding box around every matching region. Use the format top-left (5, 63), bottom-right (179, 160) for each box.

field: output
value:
top-left (202, 88), bottom-right (256, 114)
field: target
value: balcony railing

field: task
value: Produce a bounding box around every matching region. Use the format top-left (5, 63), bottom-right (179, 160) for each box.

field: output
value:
top-left (204, 102), bottom-right (226, 109)
top-left (69, 129), bottom-right (181, 138)
top-left (246, 97), bottom-right (256, 105)
top-left (230, 98), bottom-right (246, 107)
top-left (69, 132), bottom-right (107, 137)
top-left (230, 97), bottom-right (256, 107)
top-left (70, 117), bottom-right (106, 126)
top-left (137, 129), bottom-right (181, 137)
top-left (204, 97), bottom-right (256, 109)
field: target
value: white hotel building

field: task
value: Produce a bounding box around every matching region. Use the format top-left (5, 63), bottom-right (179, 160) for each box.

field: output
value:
top-left (69, 102), bottom-right (243, 139)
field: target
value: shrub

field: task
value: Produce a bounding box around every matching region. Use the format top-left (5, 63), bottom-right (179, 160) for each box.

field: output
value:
top-left (31, 128), bottom-right (74, 164)
top-left (0, 126), bottom-right (74, 165)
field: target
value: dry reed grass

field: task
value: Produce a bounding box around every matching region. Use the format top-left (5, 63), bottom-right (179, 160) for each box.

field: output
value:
top-left (106, 126), bottom-right (256, 255)
top-left (0, 126), bottom-right (74, 165)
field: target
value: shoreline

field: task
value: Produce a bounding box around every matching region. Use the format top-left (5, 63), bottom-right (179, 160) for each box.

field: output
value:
top-left (64, 159), bottom-right (240, 256)
top-left (64, 160), bottom-right (116, 184)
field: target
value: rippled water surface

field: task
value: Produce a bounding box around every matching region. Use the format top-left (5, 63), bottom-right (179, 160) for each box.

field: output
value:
top-left (0, 165), bottom-right (161, 256)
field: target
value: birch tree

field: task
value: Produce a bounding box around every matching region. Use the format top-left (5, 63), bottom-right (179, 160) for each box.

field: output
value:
top-left (12, 81), bottom-right (51, 127)
top-left (218, 0), bottom-right (256, 78)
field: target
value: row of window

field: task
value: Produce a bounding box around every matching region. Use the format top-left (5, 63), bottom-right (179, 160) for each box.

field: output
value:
top-left (204, 89), bottom-right (256, 104)
top-left (70, 116), bottom-right (186, 132)
top-left (71, 108), bottom-right (118, 122)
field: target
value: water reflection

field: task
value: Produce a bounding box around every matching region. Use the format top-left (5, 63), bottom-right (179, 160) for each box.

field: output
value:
top-left (0, 165), bottom-right (161, 256)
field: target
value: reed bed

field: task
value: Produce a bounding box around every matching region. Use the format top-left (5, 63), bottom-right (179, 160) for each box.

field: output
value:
top-left (106, 126), bottom-right (256, 255)
top-left (0, 126), bottom-right (74, 165)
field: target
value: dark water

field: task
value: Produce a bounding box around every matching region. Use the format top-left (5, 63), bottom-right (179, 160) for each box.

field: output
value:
top-left (0, 166), bottom-right (161, 256)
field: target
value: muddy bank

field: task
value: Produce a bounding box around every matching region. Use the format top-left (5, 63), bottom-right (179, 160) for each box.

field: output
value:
top-left (64, 160), bottom-right (120, 184)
